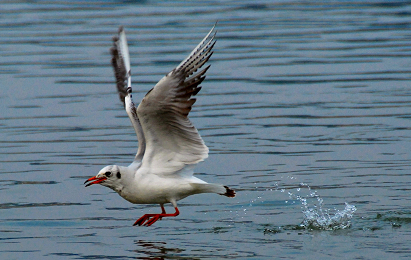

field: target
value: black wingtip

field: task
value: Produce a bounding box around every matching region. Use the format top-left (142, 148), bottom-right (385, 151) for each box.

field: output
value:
top-left (224, 186), bottom-right (236, 198)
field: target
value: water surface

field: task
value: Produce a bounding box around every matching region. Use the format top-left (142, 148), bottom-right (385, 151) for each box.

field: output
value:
top-left (1, 0), bottom-right (411, 259)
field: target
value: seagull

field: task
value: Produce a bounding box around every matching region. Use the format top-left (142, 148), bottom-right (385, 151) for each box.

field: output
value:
top-left (84, 25), bottom-right (235, 227)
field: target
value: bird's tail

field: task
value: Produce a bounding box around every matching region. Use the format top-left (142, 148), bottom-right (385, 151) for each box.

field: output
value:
top-left (191, 183), bottom-right (236, 197)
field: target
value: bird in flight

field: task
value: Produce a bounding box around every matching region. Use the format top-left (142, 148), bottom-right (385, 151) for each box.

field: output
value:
top-left (84, 25), bottom-right (235, 227)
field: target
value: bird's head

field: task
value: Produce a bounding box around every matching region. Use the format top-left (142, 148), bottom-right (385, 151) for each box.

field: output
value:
top-left (84, 165), bottom-right (123, 191)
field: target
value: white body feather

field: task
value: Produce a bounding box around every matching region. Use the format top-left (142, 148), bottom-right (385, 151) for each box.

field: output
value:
top-left (86, 25), bottom-right (234, 221)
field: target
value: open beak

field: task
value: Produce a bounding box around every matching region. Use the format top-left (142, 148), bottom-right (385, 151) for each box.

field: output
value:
top-left (84, 176), bottom-right (107, 187)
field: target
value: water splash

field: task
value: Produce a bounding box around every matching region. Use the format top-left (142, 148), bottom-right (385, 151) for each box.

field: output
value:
top-left (288, 183), bottom-right (357, 230)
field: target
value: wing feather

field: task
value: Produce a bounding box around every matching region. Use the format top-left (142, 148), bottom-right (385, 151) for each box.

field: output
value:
top-left (111, 27), bottom-right (145, 163)
top-left (137, 26), bottom-right (217, 175)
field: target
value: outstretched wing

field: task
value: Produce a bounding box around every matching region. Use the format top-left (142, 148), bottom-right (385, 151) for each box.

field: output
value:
top-left (111, 27), bottom-right (145, 163)
top-left (137, 25), bottom-right (216, 175)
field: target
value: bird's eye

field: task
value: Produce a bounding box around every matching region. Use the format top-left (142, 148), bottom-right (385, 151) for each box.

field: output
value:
top-left (116, 172), bottom-right (121, 179)
top-left (105, 171), bottom-right (112, 177)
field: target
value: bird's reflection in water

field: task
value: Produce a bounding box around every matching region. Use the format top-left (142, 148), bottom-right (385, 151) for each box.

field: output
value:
top-left (134, 240), bottom-right (195, 260)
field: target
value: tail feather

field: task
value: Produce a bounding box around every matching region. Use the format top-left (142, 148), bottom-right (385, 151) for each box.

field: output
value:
top-left (191, 183), bottom-right (236, 198)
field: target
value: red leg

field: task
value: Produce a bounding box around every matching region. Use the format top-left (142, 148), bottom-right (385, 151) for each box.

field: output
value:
top-left (133, 206), bottom-right (180, 227)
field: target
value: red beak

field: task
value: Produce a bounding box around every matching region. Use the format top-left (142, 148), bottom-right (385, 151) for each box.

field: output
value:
top-left (84, 176), bottom-right (107, 187)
